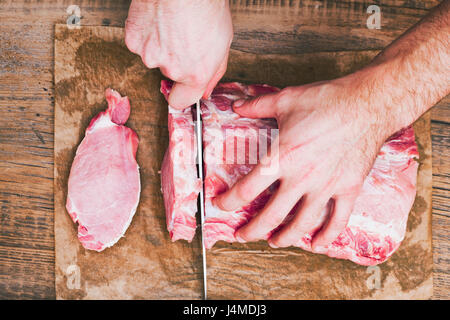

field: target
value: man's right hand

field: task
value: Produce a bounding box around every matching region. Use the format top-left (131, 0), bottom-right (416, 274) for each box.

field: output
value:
top-left (125, 0), bottom-right (233, 109)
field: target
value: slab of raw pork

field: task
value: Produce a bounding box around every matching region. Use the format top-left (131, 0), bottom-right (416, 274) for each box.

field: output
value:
top-left (160, 81), bottom-right (201, 242)
top-left (160, 80), bottom-right (419, 266)
top-left (66, 89), bottom-right (141, 251)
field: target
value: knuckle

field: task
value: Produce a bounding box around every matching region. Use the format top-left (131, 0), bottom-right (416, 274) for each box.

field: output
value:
top-left (142, 56), bottom-right (154, 69)
top-left (275, 87), bottom-right (294, 107)
top-left (141, 47), bottom-right (157, 69)
top-left (161, 66), bottom-right (182, 82)
top-left (191, 72), bottom-right (209, 86)
top-left (124, 32), bottom-right (139, 54)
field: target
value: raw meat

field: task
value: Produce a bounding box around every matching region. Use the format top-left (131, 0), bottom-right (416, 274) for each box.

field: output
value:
top-left (160, 81), bottom-right (201, 242)
top-left (66, 89), bottom-right (141, 251)
top-left (160, 80), bottom-right (419, 266)
top-left (306, 128), bottom-right (419, 265)
top-left (199, 83), bottom-right (280, 247)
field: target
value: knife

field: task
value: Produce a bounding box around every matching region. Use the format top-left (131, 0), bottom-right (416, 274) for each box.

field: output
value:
top-left (195, 100), bottom-right (208, 300)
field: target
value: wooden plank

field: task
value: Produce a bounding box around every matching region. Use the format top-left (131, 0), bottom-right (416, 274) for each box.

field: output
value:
top-left (229, 0), bottom-right (439, 54)
top-left (432, 214), bottom-right (450, 299)
top-left (431, 121), bottom-right (450, 218)
top-left (431, 97), bottom-right (450, 124)
top-left (0, 0), bottom-right (447, 299)
top-left (0, 246), bottom-right (55, 299)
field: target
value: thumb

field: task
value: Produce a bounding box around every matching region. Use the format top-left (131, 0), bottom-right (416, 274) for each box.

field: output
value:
top-left (168, 82), bottom-right (206, 110)
top-left (232, 92), bottom-right (279, 119)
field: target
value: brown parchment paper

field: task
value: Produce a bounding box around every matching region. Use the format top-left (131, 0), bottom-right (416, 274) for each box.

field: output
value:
top-left (54, 25), bottom-right (433, 300)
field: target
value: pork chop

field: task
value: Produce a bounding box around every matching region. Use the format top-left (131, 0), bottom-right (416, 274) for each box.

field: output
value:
top-left (66, 89), bottom-right (141, 251)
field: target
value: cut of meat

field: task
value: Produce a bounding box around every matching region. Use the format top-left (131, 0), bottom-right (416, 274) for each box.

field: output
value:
top-left (296, 127), bottom-right (419, 265)
top-left (66, 89), bottom-right (141, 251)
top-left (200, 82), bottom-right (419, 266)
top-left (160, 80), bottom-right (419, 266)
top-left (201, 83), bottom-right (419, 266)
top-left (199, 82), bottom-right (281, 247)
top-left (160, 81), bottom-right (201, 242)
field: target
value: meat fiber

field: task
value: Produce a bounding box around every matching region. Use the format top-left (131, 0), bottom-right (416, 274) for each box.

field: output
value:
top-left (160, 80), bottom-right (419, 266)
top-left (160, 81), bottom-right (201, 242)
top-left (66, 89), bottom-right (140, 251)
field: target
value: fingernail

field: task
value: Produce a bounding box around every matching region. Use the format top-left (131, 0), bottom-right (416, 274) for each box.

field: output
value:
top-left (268, 241), bottom-right (278, 249)
top-left (214, 196), bottom-right (235, 212)
top-left (233, 99), bottom-right (245, 108)
top-left (235, 234), bottom-right (246, 243)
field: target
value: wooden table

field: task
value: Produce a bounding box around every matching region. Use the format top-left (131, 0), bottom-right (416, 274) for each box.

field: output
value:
top-left (0, 0), bottom-right (448, 299)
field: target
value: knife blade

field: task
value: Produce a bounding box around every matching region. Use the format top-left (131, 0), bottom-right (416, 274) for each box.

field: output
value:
top-left (195, 100), bottom-right (207, 300)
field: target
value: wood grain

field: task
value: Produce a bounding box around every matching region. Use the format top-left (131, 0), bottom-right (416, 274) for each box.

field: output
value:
top-left (0, 0), bottom-right (448, 299)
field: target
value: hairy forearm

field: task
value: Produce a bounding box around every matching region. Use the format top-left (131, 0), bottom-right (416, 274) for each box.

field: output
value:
top-left (350, 0), bottom-right (450, 138)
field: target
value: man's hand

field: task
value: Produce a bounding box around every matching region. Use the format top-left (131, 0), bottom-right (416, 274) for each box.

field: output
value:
top-left (214, 76), bottom-right (388, 249)
top-left (125, 0), bottom-right (233, 109)
top-left (215, 0), bottom-right (449, 249)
